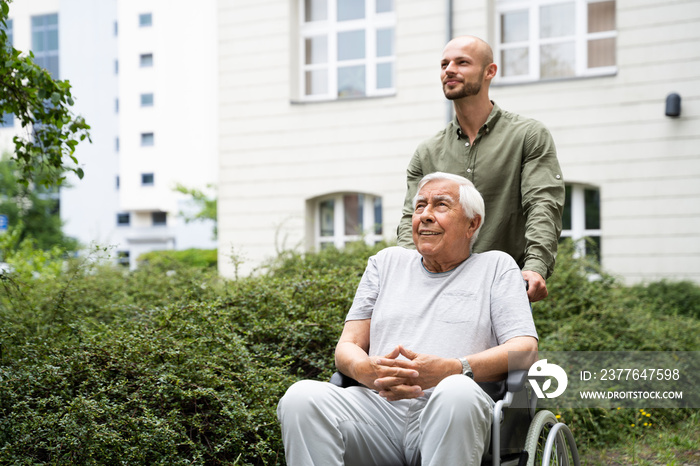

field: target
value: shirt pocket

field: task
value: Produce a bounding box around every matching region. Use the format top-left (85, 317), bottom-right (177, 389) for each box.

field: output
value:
top-left (434, 291), bottom-right (478, 323)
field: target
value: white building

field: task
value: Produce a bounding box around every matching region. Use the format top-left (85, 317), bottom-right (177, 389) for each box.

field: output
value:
top-left (217, 0), bottom-right (700, 284)
top-left (1, 0), bottom-right (218, 268)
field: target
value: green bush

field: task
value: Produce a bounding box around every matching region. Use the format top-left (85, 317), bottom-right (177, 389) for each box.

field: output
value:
top-left (138, 248), bottom-right (218, 270)
top-left (0, 239), bottom-right (698, 464)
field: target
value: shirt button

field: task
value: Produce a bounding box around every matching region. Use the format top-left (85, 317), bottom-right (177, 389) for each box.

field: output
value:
top-left (467, 169), bottom-right (472, 173)
top-left (465, 142), bottom-right (469, 147)
top-left (556, 174), bottom-right (561, 179)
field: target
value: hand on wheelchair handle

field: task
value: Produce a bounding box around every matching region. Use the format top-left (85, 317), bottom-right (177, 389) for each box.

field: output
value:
top-left (522, 270), bottom-right (548, 302)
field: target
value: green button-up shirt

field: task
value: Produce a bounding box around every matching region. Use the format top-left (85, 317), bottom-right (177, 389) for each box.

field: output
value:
top-left (397, 102), bottom-right (565, 279)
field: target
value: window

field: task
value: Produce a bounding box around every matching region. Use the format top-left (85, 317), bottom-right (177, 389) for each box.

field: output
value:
top-left (314, 193), bottom-right (382, 249)
top-left (117, 250), bottom-right (130, 267)
top-left (0, 112), bottom-right (13, 128)
top-left (140, 53), bottom-right (153, 67)
top-left (114, 21), bottom-right (118, 36)
top-left (141, 132), bottom-right (154, 146)
top-left (299, 0), bottom-right (396, 101)
top-left (31, 14), bottom-right (59, 77)
top-left (139, 13), bottom-right (153, 27)
top-left (140, 93), bottom-right (154, 107)
top-left (141, 173), bottom-right (154, 186)
top-left (496, 0), bottom-right (616, 83)
top-left (561, 184), bottom-right (601, 260)
top-left (117, 212), bottom-right (130, 226)
top-left (152, 211), bottom-right (167, 226)
top-left (115, 98), bottom-right (119, 113)
top-left (114, 59), bottom-right (119, 74)
top-left (116, 175), bottom-right (120, 189)
top-left (115, 137), bottom-right (120, 152)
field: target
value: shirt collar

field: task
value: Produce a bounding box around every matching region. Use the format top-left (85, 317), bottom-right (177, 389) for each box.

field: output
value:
top-left (452, 101), bottom-right (503, 140)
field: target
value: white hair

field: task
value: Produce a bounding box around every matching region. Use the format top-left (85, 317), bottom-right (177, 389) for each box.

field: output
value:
top-left (412, 172), bottom-right (485, 246)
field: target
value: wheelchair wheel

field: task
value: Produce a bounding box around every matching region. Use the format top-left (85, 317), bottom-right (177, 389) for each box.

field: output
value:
top-left (523, 410), bottom-right (577, 466)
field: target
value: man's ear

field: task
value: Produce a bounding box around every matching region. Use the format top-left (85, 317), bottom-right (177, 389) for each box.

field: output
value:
top-left (467, 215), bottom-right (482, 236)
top-left (484, 63), bottom-right (497, 81)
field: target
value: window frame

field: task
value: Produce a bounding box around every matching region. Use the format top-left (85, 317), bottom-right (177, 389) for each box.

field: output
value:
top-left (139, 13), bottom-right (153, 27)
top-left (494, 0), bottom-right (617, 84)
top-left (560, 183), bottom-right (601, 259)
top-left (31, 13), bottom-right (59, 77)
top-left (139, 53), bottom-right (154, 68)
top-left (298, 0), bottom-right (396, 102)
top-left (313, 192), bottom-right (383, 250)
top-left (116, 212), bottom-right (130, 226)
top-left (141, 173), bottom-right (154, 186)
top-left (152, 211), bottom-right (167, 226)
top-left (140, 93), bottom-right (154, 107)
top-left (140, 132), bottom-right (154, 146)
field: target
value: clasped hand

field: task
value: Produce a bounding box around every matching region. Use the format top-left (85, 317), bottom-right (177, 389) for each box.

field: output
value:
top-left (370, 345), bottom-right (456, 401)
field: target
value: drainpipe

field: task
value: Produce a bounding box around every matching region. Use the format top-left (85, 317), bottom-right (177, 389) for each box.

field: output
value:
top-left (445, 0), bottom-right (454, 124)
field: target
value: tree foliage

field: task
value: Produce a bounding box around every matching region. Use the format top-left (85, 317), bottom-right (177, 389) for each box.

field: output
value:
top-left (175, 183), bottom-right (217, 239)
top-left (0, 0), bottom-right (90, 188)
top-left (0, 154), bottom-right (78, 252)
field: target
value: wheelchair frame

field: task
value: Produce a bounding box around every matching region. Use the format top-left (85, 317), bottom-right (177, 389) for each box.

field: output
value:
top-left (329, 370), bottom-right (581, 466)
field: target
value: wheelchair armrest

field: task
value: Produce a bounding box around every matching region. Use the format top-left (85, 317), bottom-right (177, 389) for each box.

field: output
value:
top-left (329, 371), bottom-right (361, 388)
top-left (506, 369), bottom-right (528, 393)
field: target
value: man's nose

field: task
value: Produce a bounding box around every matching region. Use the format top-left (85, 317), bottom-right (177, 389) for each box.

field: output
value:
top-left (420, 205), bottom-right (435, 222)
top-left (444, 61), bottom-right (457, 74)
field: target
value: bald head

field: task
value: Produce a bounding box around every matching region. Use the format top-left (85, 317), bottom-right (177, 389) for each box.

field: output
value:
top-left (443, 35), bottom-right (494, 68)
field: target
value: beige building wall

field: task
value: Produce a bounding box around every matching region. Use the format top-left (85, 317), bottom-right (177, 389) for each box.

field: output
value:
top-left (489, 0), bottom-right (700, 283)
top-left (218, 0), bottom-right (700, 284)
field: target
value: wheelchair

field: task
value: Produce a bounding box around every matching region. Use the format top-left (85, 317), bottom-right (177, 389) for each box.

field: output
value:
top-left (330, 370), bottom-right (580, 466)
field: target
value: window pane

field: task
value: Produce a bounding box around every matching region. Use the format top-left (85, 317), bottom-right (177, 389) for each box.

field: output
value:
top-left (374, 197), bottom-right (383, 235)
top-left (141, 93), bottom-right (154, 106)
top-left (305, 0), bottom-right (328, 22)
top-left (0, 112), bottom-right (14, 127)
top-left (141, 133), bottom-right (154, 146)
top-left (344, 194), bottom-right (363, 235)
top-left (139, 13), bottom-right (152, 27)
top-left (585, 236), bottom-right (601, 263)
top-left (140, 53), bottom-right (153, 67)
top-left (338, 29), bottom-right (365, 60)
top-left (337, 0), bottom-right (365, 21)
top-left (540, 42), bottom-right (575, 78)
top-left (588, 1), bottom-right (615, 33)
top-left (305, 69), bottom-right (328, 95)
top-left (32, 31), bottom-right (45, 52)
top-left (501, 10), bottom-right (528, 43)
top-left (376, 62), bottom-right (393, 89)
top-left (584, 188), bottom-right (600, 230)
top-left (540, 2), bottom-right (575, 39)
top-left (376, 0), bottom-right (393, 13)
top-left (305, 36), bottom-right (328, 64)
top-left (47, 29), bottom-right (58, 50)
top-left (588, 37), bottom-right (615, 68)
top-left (319, 199), bottom-right (335, 236)
top-left (500, 47), bottom-right (529, 77)
top-left (376, 28), bottom-right (393, 57)
top-left (338, 65), bottom-right (365, 97)
top-left (152, 212), bottom-right (167, 226)
top-left (142, 173), bottom-right (154, 185)
top-left (562, 185), bottom-right (572, 231)
top-left (117, 213), bottom-right (130, 225)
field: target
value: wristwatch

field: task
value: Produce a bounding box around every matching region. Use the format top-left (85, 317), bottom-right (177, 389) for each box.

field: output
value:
top-left (458, 357), bottom-right (473, 379)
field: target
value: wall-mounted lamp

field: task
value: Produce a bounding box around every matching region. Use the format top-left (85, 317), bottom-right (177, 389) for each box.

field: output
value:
top-left (665, 93), bottom-right (681, 117)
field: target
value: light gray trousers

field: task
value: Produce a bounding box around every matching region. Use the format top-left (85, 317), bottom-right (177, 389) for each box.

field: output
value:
top-left (277, 374), bottom-right (493, 466)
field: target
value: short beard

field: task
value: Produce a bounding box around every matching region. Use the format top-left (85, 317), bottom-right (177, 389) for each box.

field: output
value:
top-left (444, 81), bottom-right (482, 100)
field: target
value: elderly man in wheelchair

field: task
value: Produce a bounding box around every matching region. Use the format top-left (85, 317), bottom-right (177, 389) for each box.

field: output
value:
top-left (278, 172), bottom-right (578, 466)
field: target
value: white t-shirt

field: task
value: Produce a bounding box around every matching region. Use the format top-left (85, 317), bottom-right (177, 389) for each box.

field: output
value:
top-left (345, 247), bottom-right (537, 359)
